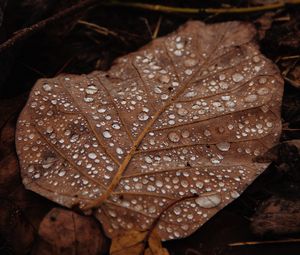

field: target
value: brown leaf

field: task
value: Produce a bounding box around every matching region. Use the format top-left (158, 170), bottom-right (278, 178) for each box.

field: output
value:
top-left (33, 207), bottom-right (108, 255)
top-left (110, 230), bottom-right (147, 255)
top-left (146, 230), bottom-right (169, 255)
top-left (16, 20), bottom-right (283, 245)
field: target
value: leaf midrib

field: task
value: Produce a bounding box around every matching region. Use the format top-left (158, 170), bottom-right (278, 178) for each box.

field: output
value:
top-left (83, 25), bottom-right (231, 210)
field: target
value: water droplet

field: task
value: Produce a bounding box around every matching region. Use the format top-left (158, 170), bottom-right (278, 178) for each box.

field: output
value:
top-left (219, 82), bottom-right (229, 89)
top-left (219, 74), bottom-right (226, 81)
top-left (147, 185), bottom-right (156, 192)
top-left (84, 97), bottom-right (94, 103)
top-left (195, 194), bottom-right (221, 208)
top-left (253, 56), bottom-right (260, 63)
top-left (185, 91), bottom-right (197, 98)
top-left (138, 112), bottom-right (149, 121)
top-left (154, 87), bottom-right (162, 94)
top-left (46, 126), bottom-right (53, 133)
top-left (168, 132), bottom-right (180, 143)
top-left (196, 181), bottom-right (203, 189)
top-left (185, 69), bottom-right (193, 75)
top-left (85, 85), bottom-right (98, 95)
top-left (174, 50), bottom-right (182, 56)
top-left (161, 94), bottom-right (169, 100)
top-left (230, 190), bottom-right (240, 198)
top-left (155, 180), bottom-right (163, 187)
top-left (181, 180), bottom-right (188, 188)
top-left (173, 207), bottom-right (182, 215)
top-left (181, 130), bottom-right (190, 138)
top-left (226, 101), bottom-right (236, 108)
top-left (177, 108), bottom-right (188, 116)
top-left (28, 165), bottom-right (35, 173)
top-left (245, 94), bottom-right (257, 103)
top-left (88, 152), bottom-right (97, 159)
top-left (232, 73), bottom-right (244, 82)
top-left (257, 87), bottom-right (269, 95)
top-left (70, 134), bottom-right (79, 143)
top-left (204, 130), bottom-right (211, 137)
top-left (58, 170), bottom-right (66, 177)
top-left (42, 157), bottom-right (56, 169)
top-left (116, 147), bottom-right (124, 155)
top-left (266, 122), bottom-right (273, 128)
top-left (103, 131), bottom-right (112, 139)
top-left (259, 77), bottom-right (267, 84)
top-left (145, 156), bottom-right (152, 164)
top-left (42, 84), bottom-right (52, 92)
top-left (34, 173), bottom-right (40, 179)
top-left (98, 108), bottom-right (106, 113)
top-left (184, 59), bottom-right (198, 67)
top-left (176, 42), bottom-right (184, 49)
top-left (160, 75), bottom-right (170, 83)
top-left (216, 142), bottom-right (231, 152)
top-left (108, 210), bottom-right (117, 217)
top-left (106, 165), bottom-right (114, 172)
top-left (112, 123), bottom-right (120, 130)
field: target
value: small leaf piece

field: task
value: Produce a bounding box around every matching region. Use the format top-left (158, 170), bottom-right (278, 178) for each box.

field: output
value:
top-left (16, 21), bottom-right (284, 242)
top-left (110, 230), bottom-right (147, 255)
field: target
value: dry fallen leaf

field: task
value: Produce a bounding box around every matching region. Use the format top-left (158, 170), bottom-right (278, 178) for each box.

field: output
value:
top-left (33, 207), bottom-right (107, 255)
top-left (16, 20), bottom-right (283, 252)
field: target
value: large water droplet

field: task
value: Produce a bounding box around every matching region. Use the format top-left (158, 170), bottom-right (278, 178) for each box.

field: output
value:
top-left (245, 94), bottom-right (257, 103)
top-left (196, 181), bottom-right (203, 189)
top-left (155, 180), bottom-right (163, 187)
top-left (231, 190), bottom-right (240, 198)
top-left (168, 132), bottom-right (180, 143)
top-left (232, 73), bottom-right (244, 82)
top-left (216, 142), bottom-right (231, 152)
top-left (84, 97), bottom-right (94, 103)
top-left (116, 147), bottom-right (124, 155)
top-left (177, 108), bottom-right (188, 116)
top-left (103, 131), bottom-right (112, 139)
top-left (181, 130), bottom-right (190, 138)
top-left (112, 123), bottom-right (120, 129)
top-left (70, 134), bottom-right (79, 143)
top-left (138, 112), bottom-right (149, 121)
top-left (257, 87), bottom-right (269, 95)
top-left (195, 194), bottom-right (221, 208)
top-left (88, 152), bottom-right (97, 159)
top-left (58, 170), bottom-right (66, 177)
top-left (185, 91), bottom-right (197, 98)
top-left (85, 85), bottom-right (98, 95)
top-left (42, 84), bottom-right (52, 92)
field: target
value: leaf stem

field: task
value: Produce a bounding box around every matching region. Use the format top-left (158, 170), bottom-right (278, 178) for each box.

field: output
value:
top-left (104, 0), bottom-right (300, 14)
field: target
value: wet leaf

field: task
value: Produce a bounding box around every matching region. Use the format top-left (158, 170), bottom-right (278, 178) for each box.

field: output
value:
top-left (16, 20), bottom-right (283, 246)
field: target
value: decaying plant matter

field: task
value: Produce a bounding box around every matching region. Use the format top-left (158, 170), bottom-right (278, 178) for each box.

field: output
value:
top-left (15, 21), bottom-right (283, 253)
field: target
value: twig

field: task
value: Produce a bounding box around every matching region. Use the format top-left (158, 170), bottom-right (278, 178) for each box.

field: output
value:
top-left (0, 0), bottom-right (98, 54)
top-left (152, 16), bottom-right (162, 39)
top-left (77, 20), bottom-right (119, 37)
top-left (228, 238), bottom-right (300, 247)
top-left (104, 0), bottom-right (300, 14)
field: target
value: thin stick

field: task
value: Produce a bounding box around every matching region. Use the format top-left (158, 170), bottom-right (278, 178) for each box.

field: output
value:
top-left (152, 16), bottom-right (162, 39)
top-left (104, 0), bottom-right (300, 14)
top-left (228, 238), bottom-right (300, 247)
top-left (0, 0), bottom-right (98, 54)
